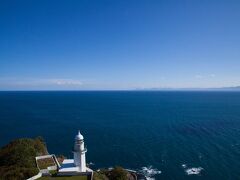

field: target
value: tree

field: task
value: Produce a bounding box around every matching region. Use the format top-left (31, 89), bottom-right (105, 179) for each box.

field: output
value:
top-left (0, 137), bottom-right (47, 180)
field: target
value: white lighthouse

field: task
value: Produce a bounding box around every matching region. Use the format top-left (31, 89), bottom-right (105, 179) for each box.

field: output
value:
top-left (58, 130), bottom-right (92, 175)
top-left (73, 130), bottom-right (87, 172)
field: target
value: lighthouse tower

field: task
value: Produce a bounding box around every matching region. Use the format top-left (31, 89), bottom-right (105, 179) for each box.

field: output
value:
top-left (73, 131), bottom-right (87, 172)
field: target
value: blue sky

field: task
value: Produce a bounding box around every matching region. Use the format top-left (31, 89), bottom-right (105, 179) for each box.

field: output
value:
top-left (0, 0), bottom-right (240, 90)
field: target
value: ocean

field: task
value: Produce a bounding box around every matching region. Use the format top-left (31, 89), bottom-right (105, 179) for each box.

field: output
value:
top-left (0, 91), bottom-right (240, 179)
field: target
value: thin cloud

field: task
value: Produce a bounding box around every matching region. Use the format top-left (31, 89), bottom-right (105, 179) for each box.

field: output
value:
top-left (0, 78), bottom-right (83, 86)
top-left (195, 75), bottom-right (203, 79)
top-left (48, 79), bottom-right (83, 86)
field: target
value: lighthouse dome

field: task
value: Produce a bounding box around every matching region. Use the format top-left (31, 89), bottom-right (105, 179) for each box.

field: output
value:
top-left (75, 130), bottom-right (84, 140)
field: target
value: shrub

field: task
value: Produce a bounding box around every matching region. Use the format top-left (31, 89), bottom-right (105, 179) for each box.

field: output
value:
top-left (93, 171), bottom-right (108, 180)
top-left (108, 166), bottom-right (128, 180)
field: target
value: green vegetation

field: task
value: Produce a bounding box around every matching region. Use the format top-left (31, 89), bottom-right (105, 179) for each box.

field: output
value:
top-left (0, 137), bottom-right (48, 180)
top-left (109, 167), bottom-right (128, 180)
top-left (93, 171), bottom-right (108, 180)
top-left (93, 167), bottom-right (128, 180)
top-left (49, 170), bottom-right (58, 176)
top-left (39, 176), bottom-right (88, 180)
top-left (108, 167), bottom-right (128, 180)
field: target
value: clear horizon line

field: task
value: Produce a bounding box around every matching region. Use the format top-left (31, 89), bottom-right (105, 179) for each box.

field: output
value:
top-left (0, 87), bottom-right (240, 92)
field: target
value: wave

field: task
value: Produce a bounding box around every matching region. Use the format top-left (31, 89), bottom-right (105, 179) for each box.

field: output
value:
top-left (185, 167), bottom-right (203, 175)
top-left (139, 166), bottom-right (161, 180)
top-left (182, 164), bottom-right (203, 175)
top-left (89, 162), bottom-right (95, 166)
top-left (181, 164), bottom-right (187, 168)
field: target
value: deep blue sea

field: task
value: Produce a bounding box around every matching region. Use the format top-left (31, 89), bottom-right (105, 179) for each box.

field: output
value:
top-left (1, 91), bottom-right (240, 179)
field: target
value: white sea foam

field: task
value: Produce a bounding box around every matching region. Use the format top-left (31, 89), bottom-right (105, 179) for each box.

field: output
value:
top-left (140, 166), bottom-right (161, 180)
top-left (89, 162), bottom-right (95, 166)
top-left (108, 167), bottom-right (113, 170)
top-left (182, 164), bottom-right (187, 168)
top-left (185, 167), bottom-right (203, 175)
